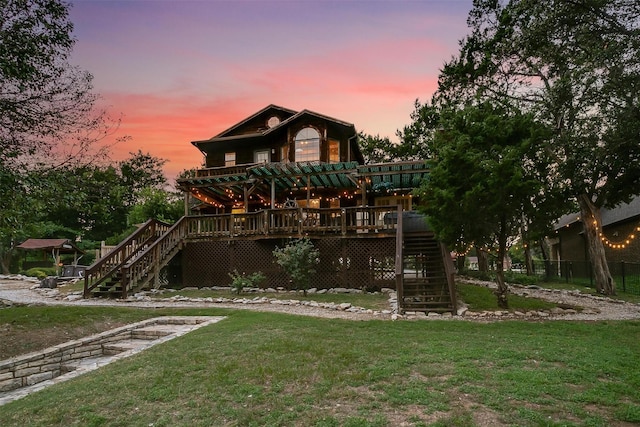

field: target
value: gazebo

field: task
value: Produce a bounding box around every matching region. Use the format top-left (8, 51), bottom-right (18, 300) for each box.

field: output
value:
top-left (16, 239), bottom-right (84, 276)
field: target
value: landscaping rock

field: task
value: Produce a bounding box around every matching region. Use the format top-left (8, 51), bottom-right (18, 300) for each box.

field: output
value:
top-left (40, 277), bottom-right (58, 289)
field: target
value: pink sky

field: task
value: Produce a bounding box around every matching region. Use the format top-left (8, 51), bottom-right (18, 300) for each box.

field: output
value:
top-left (69, 0), bottom-right (473, 182)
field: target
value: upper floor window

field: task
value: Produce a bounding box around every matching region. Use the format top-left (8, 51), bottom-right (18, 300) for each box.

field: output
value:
top-left (225, 152), bottom-right (236, 167)
top-left (254, 149), bottom-right (270, 163)
top-left (328, 139), bottom-right (340, 163)
top-left (294, 127), bottom-right (320, 162)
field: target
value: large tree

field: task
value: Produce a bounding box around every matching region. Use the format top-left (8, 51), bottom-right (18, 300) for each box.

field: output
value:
top-left (42, 151), bottom-right (170, 243)
top-left (416, 102), bottom-right (555, 307)
top-left (437, 0), bottom-right (640, 294)
top-left (0, 0), bottom-right (125, 271)
top-left (0, 0), bottom-right (115, 172)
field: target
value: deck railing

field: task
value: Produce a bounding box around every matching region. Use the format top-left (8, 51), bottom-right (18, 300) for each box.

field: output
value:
top-left (183, 205), bottom-right (400, 239)
top-left (83, 219), bottom-right (171, 296)
top-left (88, 205), bottom-right (403, 298)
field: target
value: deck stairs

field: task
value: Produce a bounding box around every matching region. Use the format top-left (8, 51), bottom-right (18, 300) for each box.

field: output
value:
top-left (398, 231), bottom-right (456, 314)
top-left (84, 218), bottom-right (178, 298)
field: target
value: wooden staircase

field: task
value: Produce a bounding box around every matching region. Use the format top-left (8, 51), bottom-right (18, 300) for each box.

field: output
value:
top-left (84, 218), bottom-right (179, 298)
top-left (397, 231), bottom-right (456, 314)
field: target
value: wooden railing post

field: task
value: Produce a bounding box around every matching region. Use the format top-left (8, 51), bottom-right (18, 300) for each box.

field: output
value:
top-left (121, 266), bottom-right (129, 299)
top-left (153, 244), bottom-right (160, 289)
top-left (262, 210), bottom-right (268, 235)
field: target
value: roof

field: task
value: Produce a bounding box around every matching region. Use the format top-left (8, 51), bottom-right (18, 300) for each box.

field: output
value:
top-left (192, 106), bottom-right (357, 146)
top-left (601, 197), bottom-right (640, 226)
top-left (16, 239), bottom-right (84, 253)
top-left (554, 197), bottom-right (640, 230)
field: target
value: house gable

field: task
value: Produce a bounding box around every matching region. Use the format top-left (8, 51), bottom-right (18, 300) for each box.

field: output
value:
top-left (213, 104), bottom-right (298, 138)
top-left (191, 106), bottom-right (362, 168)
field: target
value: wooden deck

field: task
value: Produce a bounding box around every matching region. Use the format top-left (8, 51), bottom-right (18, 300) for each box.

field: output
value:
top-left (83, 205), bottom-right (456, 314)
top-left (84, 206), bottom-right (401, 297)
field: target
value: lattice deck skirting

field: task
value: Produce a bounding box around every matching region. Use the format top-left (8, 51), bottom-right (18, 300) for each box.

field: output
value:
top-left (181, 236), bottom-right (396, 290)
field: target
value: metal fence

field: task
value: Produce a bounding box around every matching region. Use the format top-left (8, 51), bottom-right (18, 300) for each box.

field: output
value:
top-left (511, 260), bottom-right (640, 295)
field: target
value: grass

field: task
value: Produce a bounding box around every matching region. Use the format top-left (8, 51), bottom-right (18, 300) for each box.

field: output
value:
top-left (457, 282), bottom-right (558, 312)
top-left (537, 280), bottom-right (640, 304)
top-left (0, 306), bottom-right (232, 360)
top-left (1, 306), bottom-right (640, 426)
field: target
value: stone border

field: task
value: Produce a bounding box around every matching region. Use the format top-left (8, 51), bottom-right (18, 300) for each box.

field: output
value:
top-left (0, 316), bottom-right (224, 406)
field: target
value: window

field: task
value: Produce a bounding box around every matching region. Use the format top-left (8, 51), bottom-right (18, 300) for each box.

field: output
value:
top-left (254, 149), bottom-right (270, 163)
top-left (225, 152), bottom-right (235, 166)
top-left (328, 139), bottom-right (340, 163)
top-left (294, 127), bottom-right (320, 162)
top-left (267, 116), bottom-right (280, 128)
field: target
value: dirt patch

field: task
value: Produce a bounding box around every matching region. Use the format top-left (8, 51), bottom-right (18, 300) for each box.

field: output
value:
top-left (0, 320), bottom-right (128, 360)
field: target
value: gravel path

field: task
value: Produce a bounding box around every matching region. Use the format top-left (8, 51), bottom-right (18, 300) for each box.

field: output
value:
top-left (2, 276), bottom-right (640, 321)
top-left (0, 277), bottom-right (385, 321)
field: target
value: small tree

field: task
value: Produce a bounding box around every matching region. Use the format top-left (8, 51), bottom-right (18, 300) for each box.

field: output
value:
top-left (272, 238), bottom-right (320, 296)
top-left (416, 101), bottom-right (554, 308)
top-left (228, 270), bottom-right (265, 295)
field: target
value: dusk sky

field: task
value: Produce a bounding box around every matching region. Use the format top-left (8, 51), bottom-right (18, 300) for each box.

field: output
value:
top-left (69, 0), bottom-right (474, 182)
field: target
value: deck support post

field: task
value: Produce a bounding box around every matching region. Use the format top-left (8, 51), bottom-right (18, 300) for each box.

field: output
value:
top-left (271, 178), bottom-right (276, 209)
top-left (243, 184), bottom-right (249, 213)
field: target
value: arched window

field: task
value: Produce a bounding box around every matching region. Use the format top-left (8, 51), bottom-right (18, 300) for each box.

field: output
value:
top-left (294, 127), bottom-right (320, 162)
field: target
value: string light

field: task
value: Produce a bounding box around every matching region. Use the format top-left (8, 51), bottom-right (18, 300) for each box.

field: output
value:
top-left (454, 244), bottom-right (474, 257)
top-left (601, 226), bottom-right (640, 249)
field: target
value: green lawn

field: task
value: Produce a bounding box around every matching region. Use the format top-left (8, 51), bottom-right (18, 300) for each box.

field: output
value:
top-left (1, 307), bottom-right (639, 426)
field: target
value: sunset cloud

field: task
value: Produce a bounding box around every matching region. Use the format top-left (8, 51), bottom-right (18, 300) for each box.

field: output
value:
top-left (70, 0), bottom-right (473, 182)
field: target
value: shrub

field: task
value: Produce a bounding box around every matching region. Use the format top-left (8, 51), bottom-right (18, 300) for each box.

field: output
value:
top-left (504, 271), bottom-right (539, 286)
top-left (228, 270), bottom-right (266, 295)
top-left (272, 238), bottom-right (320, 296)
top-left (460, 269), bottom-right (539, 286)
top-left (23, 267), bottom-right (57, 279)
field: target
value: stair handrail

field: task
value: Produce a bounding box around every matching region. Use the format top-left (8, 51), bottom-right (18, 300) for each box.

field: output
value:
top-left (83, 219), bottom-right (171, 297)
top-left (440, 242), bottom-right (457, 314)
top-left (394, 205), bottom-right (404, 314)
top-left (120, 216), bottom-right (190, 297)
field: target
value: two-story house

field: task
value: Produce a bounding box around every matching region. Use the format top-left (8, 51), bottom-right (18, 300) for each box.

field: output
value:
top-left (84, 105), bottom-right (456, 314)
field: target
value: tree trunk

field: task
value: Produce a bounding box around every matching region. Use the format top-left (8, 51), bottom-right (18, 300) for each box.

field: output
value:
top-left (476, 248), bottom-right (489, 272)
top-left (578, 194), bottom-right (616, 295)
top-left (539, 239), bottom-right (552, 280)
top-left (0, 245), bottom-right (12, 274)
top-left (524, 242), bottom-right (534, 275)
top-left (494, 216), bottom-right (509, 309)
top-left (0, 258), bottom-right (9, 274)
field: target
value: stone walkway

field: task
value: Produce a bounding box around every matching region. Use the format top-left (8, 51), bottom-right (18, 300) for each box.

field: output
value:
top-left (2, 275), bottom-right (640, 323)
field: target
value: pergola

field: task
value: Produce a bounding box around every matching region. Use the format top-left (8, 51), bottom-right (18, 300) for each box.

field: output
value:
top-left (177, 160), bottom-right (429, 211)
